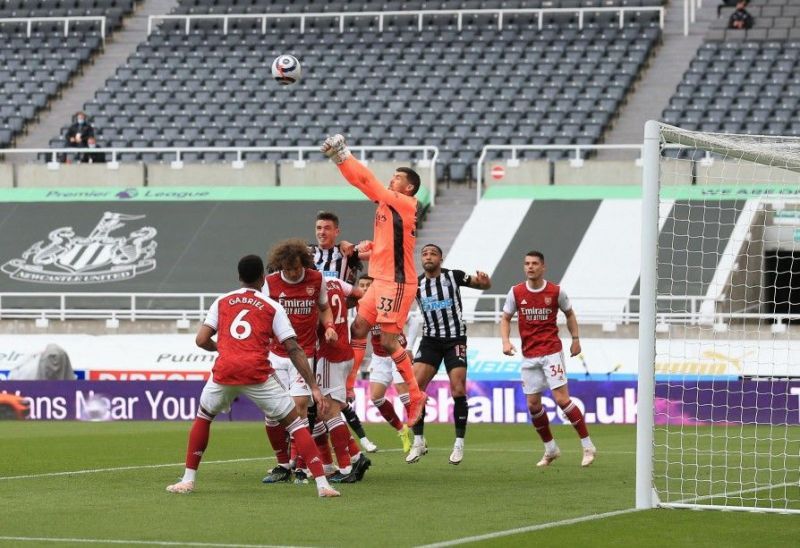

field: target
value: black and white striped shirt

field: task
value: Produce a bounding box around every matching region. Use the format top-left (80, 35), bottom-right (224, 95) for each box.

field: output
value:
top-left (310, 244), bottom-right (361, 284)
top-left (416, 268), bottom-right (470, 340)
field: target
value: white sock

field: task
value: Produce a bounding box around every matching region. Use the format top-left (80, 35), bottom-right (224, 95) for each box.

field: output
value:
top-left (544, 440), bottom-right (557, 453)
top-left (351, 451), bottom-right (362, 461)
top-left (454, 437), bottom-right (464, 449)
top-left (339, 465), bottom-right (352, 474)
top-left (360, 436), bottom-right (370, 445)
top-left (414, 435), bottom-right (425, 445)
top-left (581, 436), bottom-right (594, 449)
top-left (181, 468), bottom-right (196, 483)
top-left (315, 475), bottom-right (332, 489)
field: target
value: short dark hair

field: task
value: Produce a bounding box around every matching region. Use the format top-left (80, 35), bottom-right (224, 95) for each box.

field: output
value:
top-left (525, 250), bottom-right (545, 262)
top-left (316, 211), bottom-right (339, 227)
top-left (267, 238), bottom-right (315, 272)
top-left (397, 167), bottom-right (421, 196)
top-left (421, 243), bottom-right (443, 256)
top-left (358, 274), bottom-right (374, 282)
top-left (238, 254), bottom-right (264, 284)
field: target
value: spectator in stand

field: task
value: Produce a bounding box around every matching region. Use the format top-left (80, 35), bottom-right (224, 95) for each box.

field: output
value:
top-left (728, 1), bottom-right (754, 30)
top-left (65, 111), bottom-right (95, 151)
top-left (81, 136), bottom-right (106, 164)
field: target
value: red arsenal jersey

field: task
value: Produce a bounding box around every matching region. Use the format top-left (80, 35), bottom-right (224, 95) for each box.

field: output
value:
top-left (318, 277), bottom-right (355, 363)
top-left (503, 280), bottom-right (571, 358)
top-left (204, 288), bottom-right (295, 385)
top-left (265, 268), bottom-right (326, 358)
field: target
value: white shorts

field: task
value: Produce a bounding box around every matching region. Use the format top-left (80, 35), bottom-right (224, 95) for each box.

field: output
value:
top-left (269, 352), bottom-right (314, 398)
top-left (317, 357), bottom-right (351, 403)
top-left (520, 351), bottom-right (568, 395)
top-left (199, 376), bottom-right (294, 421)
top-left (369, 354), bottom-right (405, 387)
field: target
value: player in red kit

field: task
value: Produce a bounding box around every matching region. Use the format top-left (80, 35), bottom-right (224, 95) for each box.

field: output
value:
top-left (500, 251), bottom-right (597, 468)
top-left (166, 255), bottom-right (339, 497)
top-left (317, 275), bottom-right (373, 483)
top-left (321, 133), bottom-right (426, 426)
top-left (261, 239), bottom-right (338, 484)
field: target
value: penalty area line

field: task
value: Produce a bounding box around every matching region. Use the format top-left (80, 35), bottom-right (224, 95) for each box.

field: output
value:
top-left (415, 508), bottom-right (640, 547)
top-left (0, 536), bottom-right (309, 548)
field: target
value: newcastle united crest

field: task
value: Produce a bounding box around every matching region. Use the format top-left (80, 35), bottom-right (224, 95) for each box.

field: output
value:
top-left (2, 212), bottom-right (157, 284)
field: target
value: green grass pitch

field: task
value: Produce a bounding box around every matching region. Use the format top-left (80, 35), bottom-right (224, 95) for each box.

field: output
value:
top-left (0, 421), bottom-right (798, 547)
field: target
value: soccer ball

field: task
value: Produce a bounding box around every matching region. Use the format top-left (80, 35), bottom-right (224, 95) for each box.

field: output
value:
top-left (271, 54), bottom-right (301, 85)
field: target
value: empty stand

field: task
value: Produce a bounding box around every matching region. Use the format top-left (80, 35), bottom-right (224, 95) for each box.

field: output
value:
top-left (0, 1), bottom-right (138, 148)
top-left (664, 1), bottom-right (800, 141)
top-left (68, 1), bottom-right (662, 180)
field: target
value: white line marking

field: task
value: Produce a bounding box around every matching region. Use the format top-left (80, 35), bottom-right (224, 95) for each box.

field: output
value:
top-left (0, 457), bottom-right (270, 481)
top-left (0, 447), bottom-right (629, 482)
top-left (0, 536), bottom-right (307, 548)
top-left (415, 508), bottom-right (639, 547)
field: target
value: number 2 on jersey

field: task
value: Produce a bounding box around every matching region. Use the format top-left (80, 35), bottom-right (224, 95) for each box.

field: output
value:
top-left (331, 294), bottom-right (346, 324)
top-left (230, 309), bottom-right (252, 340)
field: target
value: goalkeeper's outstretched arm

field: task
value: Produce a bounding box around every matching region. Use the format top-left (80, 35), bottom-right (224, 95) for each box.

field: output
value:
top-left (321, 134), bottom-right (395, 204)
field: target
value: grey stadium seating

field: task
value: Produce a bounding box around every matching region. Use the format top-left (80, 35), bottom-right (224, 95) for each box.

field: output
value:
top-left (0, 1), bottom-right (138, 148)
top-left (663, 0), bottom-right (800, 144)
top-left (64, 0), bottom-right (663, 180)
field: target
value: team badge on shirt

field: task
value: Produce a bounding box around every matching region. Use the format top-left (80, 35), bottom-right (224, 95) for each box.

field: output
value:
top-left (544, 297), bottom-right (552, 305)
top-left (306, 286), bottom-right (315, 296)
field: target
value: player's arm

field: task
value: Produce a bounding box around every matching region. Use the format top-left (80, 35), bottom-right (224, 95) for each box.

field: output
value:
top-left (195, 325), bottom-right (217, 352)
top-left (459, 269), bottom-right (491, 290)
top-left (560, 289), bottom-right (580, 357)
top-left (355, 240), bottom-right (373, 259)
top-left (338, 156), bottom-right (399, 204)
top-left (317, 277), bottom-right (337, 343)
top-left (500, 289), bottom-right (517, 356)
top-left (196, 297), bottom-right (220, 352)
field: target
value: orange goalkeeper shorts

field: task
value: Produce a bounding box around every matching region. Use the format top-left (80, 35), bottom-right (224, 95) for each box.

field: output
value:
top-left (357, 279), bottom-right (417, 333)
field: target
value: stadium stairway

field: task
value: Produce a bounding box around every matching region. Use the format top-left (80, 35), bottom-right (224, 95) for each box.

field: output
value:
top-left (414, 184), bottom-right (476, 272)
top-left (14, 0), bottom-right (179, 155)
top-left (599, 0), bottom-right (717, 158)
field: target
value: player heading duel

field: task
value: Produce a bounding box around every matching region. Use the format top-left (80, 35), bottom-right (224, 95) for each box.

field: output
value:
top-left (321, 133), bottom-right (426, 426)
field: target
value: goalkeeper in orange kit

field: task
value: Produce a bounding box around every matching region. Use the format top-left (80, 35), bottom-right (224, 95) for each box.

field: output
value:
top-left (321, 134), bottom-right (426, 426)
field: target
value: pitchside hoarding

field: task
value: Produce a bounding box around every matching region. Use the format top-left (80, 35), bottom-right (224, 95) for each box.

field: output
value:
top-left (2, 380), bottom-right (799, 425)
top-left (2, 335), bottom-right (798, 381)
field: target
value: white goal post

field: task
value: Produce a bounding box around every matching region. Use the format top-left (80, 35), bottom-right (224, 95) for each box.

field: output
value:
top-left (637, 120), bottom-right (800, 514)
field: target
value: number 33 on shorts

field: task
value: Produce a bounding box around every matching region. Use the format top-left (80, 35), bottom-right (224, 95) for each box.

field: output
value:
top-left (377, 296), bottom-right (395, 312)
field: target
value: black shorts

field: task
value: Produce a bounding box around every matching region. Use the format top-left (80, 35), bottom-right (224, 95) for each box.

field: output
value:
top-left (414, 337), bottom-right (467, 373)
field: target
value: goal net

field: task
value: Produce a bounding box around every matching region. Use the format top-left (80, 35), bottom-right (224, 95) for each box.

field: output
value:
top-left (637, 121), bottom-right (800, 514)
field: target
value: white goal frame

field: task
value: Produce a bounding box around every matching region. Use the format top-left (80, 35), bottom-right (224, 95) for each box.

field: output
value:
top-left (636, 120), bottom-right (800, 514)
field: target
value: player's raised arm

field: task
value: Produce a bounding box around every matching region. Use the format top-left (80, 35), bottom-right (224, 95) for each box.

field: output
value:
top-left (321, 134), bottom-right (396, 204)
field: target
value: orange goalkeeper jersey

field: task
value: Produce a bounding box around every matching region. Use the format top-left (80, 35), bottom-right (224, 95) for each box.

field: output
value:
top-left (338, 157), bottom-right (417, 284)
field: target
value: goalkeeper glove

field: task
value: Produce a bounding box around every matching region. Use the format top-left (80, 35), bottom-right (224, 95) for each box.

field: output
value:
top-left (320, 133), bottom-right (351, 165)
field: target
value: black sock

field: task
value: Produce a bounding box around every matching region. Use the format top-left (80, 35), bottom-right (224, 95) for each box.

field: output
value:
top-left (306, 403), bottom-right (317, 433)
top-left (453, 396), bottom-right (468, 439)
top-left (342, 403), bottom-right (367, 439)
top-left (412, 406), bottom-right (426, 436)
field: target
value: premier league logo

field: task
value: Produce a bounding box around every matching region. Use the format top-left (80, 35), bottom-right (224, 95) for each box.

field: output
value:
top-left (1, 212), bottom-right (157, 284)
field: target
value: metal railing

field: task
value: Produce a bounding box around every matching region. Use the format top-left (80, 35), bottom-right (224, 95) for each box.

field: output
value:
top-left (0, 16), bottom-right (106, 40)
top-left (148, 6), bottom-right (665, 35)
top-left (1, 292), bottom-right (794, 327)
top-left (475, 143), bottom-right (645, 201)
top-left (0, 145), bottom-right (439, 206)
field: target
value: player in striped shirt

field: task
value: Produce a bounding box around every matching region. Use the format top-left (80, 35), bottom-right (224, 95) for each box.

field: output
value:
top-left (322, 133), bottom-right (426, 426)
top-left (166, 255), bottom-right (339, 497)
top-left (500, 251), bottom-right (597, 468)
top-left (310, 210), bottom-right (365, 284)
top-left (310, 210), bottom-right (379, 453)
top-left (407, 244), bottom-right (491, 465)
